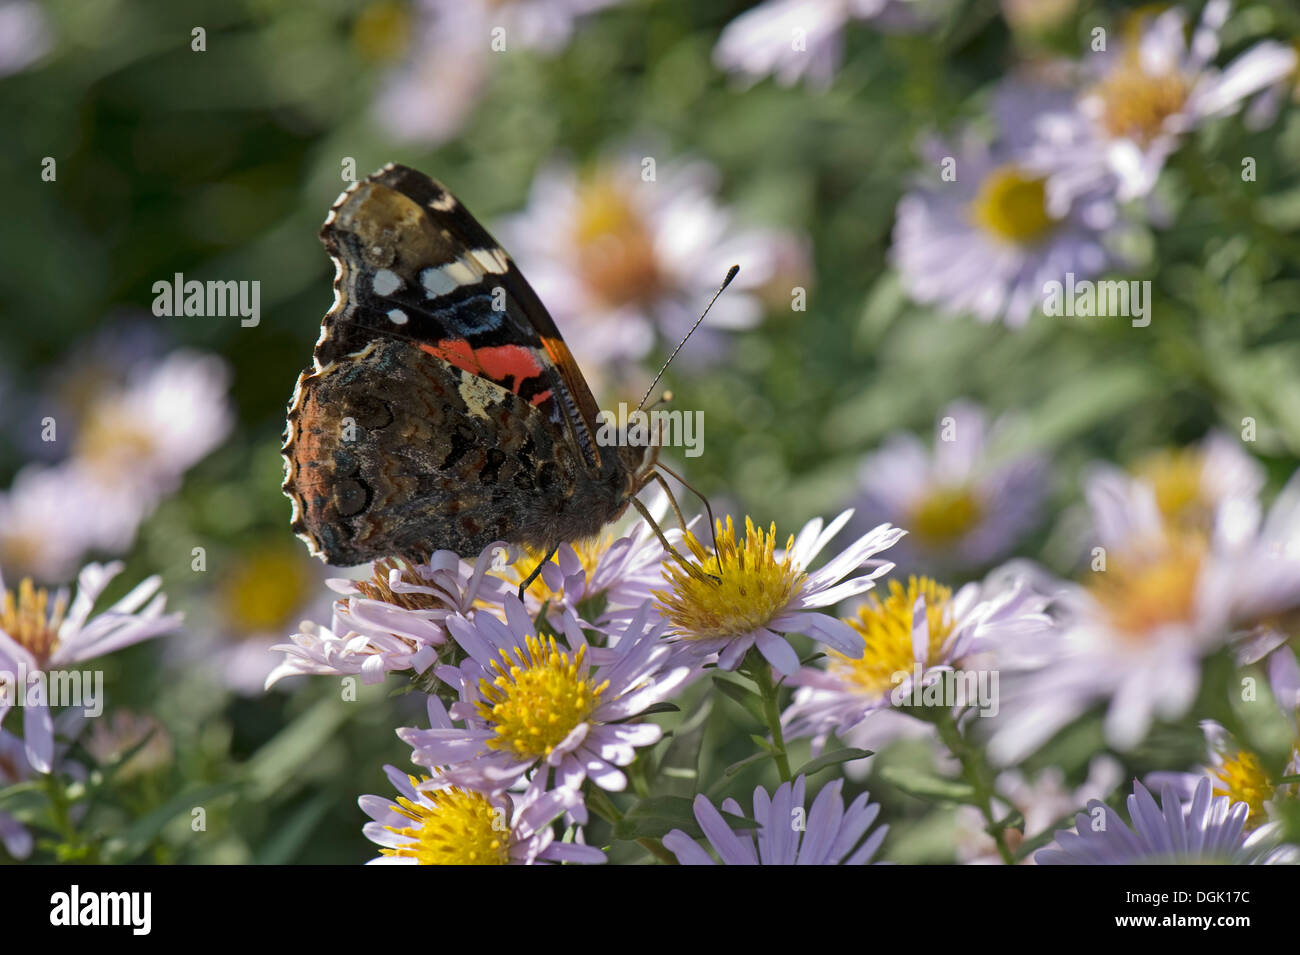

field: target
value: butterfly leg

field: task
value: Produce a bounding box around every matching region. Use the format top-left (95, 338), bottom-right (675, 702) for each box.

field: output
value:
top-left (628, 495), bottom-right (719, 586)
top-left (647, 461), bottom-right (722, 566)
top-left (647, 470), bottom-right (689, 531)
top-left (517, 545), bottom-right (558, 603)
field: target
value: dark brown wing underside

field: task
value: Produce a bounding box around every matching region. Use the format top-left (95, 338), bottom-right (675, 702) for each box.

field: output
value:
top-left (282, 338), bottom-right (622, 565)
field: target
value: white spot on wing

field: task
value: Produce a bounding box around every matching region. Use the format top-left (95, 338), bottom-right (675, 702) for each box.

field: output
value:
top-left (469, 247), bottom-right (509, 275)
top-left (421, 266), bottom-right (460, 297)
top-left (387, 308), bottom-right (409, 325)
top-left (445, 260), bottom-right (480, 285)
top-left (373, 269), bottom-right (403, 296)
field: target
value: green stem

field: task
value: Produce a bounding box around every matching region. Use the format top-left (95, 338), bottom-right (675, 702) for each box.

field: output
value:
top-left (45, 774), bottom-right (76, 842)
top-left (628, 752), bottom-right (651, 799)
top-left (751, 658), bottom-right (793, 783)
top-left (585, 783), bottom-right (676, 864)
top-left (932, 708), bottom-right (1015, 865)
top-left (637, 836), bottom-right (679, 865)
top-left (585, 785), bottom-right (624, 825)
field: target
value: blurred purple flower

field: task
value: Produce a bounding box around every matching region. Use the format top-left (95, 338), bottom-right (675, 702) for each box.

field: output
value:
top-left (0, 561), bottom-right (180, 772)
top-left (892, 84), bottom-right (1115, 327)
top-left (852, 400), bottom-right (1047, 571)
top-left (372, 0), bottom-right (626, 144)
top-left (714, 0), bottom-right (933, 89)
top-left (0, 0), bottom-right (51, 78)
top-left (499, 152), bottom-right (802, 377)
top-left (1031, 1), bottom-right (1297, 204)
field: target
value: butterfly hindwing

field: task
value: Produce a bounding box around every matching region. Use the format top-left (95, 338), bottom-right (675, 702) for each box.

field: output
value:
top-left (284, 336), bottom-right (601, 563)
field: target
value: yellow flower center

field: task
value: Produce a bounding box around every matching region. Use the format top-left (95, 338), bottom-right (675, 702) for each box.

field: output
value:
top-left (0, 578), bottom-right (65, 668)
top-left (497, 535), bottom-right (610, 604)
top-left (476, 634), bottom-right (607, 759)
top-left (75, 396), bottom-right (159, 480)
top-left (1210, 750), bottom-right (1273, 831)
top-left (970, 165), bottom-right (1056, 244)
top-left (1091, 55), bottom-right (1190, 145)
top-left (380, 778), bottom-right (512, 865)
top-left (1089, 535), bottom-right (1204, 638)
top-left (907, 485), bottom-right (984, 546)
top-left (352, 0), bottom-right (412, 63)
top-left (221, 543), bottom-right (314, 634)
top-left (573, 175), bottom-right (663, 307)
top-left (828, 577), bottom-right (954, 698)
top-left (1132, 447), bottom-right (1206, 529)
top-left (654, 516), bottom-right (805, 640)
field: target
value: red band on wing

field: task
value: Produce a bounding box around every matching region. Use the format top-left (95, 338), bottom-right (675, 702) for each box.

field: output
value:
top-left (419, 340), bottom-right (546, 397)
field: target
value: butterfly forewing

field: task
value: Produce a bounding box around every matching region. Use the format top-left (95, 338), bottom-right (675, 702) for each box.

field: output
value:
top-left (282, 164), bottom-right (637, 567)
top-left (314, 164), bottom-right (604, 471)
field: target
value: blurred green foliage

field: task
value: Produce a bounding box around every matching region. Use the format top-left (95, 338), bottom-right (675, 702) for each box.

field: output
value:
top-left (3, 0), bottom-right (1300, 863)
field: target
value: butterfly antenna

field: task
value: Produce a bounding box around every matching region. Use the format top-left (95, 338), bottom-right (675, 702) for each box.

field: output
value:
top-left (636, 265), bottom-right (739, 412)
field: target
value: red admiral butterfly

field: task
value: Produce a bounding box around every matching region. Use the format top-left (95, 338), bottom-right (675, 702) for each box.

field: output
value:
top-left (282, 163), bottom-right (722, 585)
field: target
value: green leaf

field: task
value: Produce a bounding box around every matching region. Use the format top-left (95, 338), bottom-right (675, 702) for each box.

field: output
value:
top-left (610, 701), bottom-right (680, 723)
top-left (254, 791), bottom-right (333, 865)
top-left (102, 782), bottom-right (240, 863)
top-left (654, 695), bottom-right (713, 797)
top-left (749, 733), bottom-right (777, 753)
top-left (244, 696), bottom-right (351, 801)
top-left (794, 748), bottom-right (874, 777)
top-left (877, 764), bottom-right (976, 803)
top-left (614, 796), bottom-right (699, 841)
top-left (712, 675), bottom-right (765, 723)
top-left (724, 751), bottom-right (773, 776)
top-left (617, 796), bottom-right (759, 840)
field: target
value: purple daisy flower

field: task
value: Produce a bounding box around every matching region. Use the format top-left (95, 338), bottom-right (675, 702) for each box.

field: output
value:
top-left (1036, 777), bottom-right (1299, 865)
top-left (360, 762), bottom-right (603, 865)
top-left (265, 546), bottom-right (507, 689)
top-left (0, 562), bottom-right (180, 772)
top-left (655, 510), bottom-right (905, 675)
top-left (490, 494), bottom-right (677, 635)
top-left (664, 775), bottom-right (888, 865)
top-left (851, 401), bottom-right (1047, 572)
top-left (399, 598), bottom-right (694, 817)
top-left (782, 573), bottom-right (1052, 754)
top-left (988, 467), bottom-right (1300, 764)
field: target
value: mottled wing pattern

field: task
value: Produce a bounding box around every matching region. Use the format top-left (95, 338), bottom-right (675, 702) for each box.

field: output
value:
top-left (283, 337), bottom-right (597, 565)
top-left (282, 164), bottom-right (630, 565)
